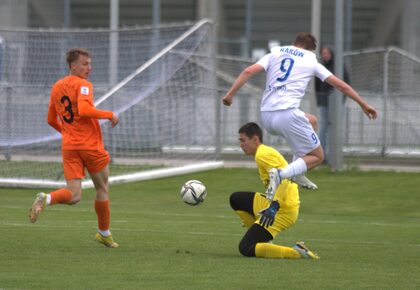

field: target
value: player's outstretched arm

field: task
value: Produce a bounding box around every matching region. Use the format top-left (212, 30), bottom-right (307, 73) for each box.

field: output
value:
top-left (222, 63), bottom-right (264, 106)
top-left (78, 99), bottom-right (119, 127)
top-left (326, 75), bottom-right (378, 120)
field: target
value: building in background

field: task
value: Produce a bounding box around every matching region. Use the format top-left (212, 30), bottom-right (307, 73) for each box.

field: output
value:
top-left (0, 0), bottom-right (419, 57)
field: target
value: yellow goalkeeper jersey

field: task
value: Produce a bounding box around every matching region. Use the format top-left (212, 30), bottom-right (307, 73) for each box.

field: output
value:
top-left (255, 144), bottom-right (300, 210)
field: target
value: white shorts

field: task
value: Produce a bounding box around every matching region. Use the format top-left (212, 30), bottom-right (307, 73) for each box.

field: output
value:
top-left (261, 108), bottom-right (321, 157)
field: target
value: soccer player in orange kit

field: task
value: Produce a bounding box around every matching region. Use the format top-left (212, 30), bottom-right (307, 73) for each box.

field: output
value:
top-left (29, 48), bottom-right (120, 248)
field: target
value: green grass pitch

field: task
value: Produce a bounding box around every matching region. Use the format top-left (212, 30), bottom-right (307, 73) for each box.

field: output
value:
top-left (0, 167), bottom-right (419, 289)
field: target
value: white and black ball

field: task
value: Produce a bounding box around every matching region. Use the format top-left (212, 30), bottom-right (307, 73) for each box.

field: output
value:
top-left (180, 180), bottom-right (207, 206)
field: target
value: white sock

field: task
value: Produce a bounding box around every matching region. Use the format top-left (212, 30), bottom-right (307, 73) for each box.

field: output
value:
top-left (279, 158), bottom-right (307, 179)
top-left (46, 194), bottom-right (52, 206)
top-left (99, 229), bottom-right (111, 237)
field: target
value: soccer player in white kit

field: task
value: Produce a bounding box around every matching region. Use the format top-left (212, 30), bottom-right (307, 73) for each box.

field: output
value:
top-left (222, 32), bottom-right (377, 194)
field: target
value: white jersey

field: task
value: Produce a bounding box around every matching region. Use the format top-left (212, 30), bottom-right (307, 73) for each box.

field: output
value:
top-left (257, 45), bottom-right (332, 111)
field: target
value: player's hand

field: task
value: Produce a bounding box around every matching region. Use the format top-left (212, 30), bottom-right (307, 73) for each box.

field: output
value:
top-left (222, 95), bottom-right (233, 106)
top-left (362, 103), bottom-right (378, 120)
top-left (258, 201), bottom-right (280, 228)
top-left (110, 113), bottom-right (119, 128)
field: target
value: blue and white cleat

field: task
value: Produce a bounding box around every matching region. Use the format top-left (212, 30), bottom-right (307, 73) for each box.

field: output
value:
top-left (291, 175), bottom-right (318, 190)
top-left (266, 168), bottom-right (282, 200)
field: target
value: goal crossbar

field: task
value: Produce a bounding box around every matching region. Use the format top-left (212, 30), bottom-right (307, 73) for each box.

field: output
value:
top-left (0, 161), bottom-right (223, 189)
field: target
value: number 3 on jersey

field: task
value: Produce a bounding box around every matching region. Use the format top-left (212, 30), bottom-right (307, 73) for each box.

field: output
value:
top-left (61, 95), bottom-right (74, 123)
top-left (276, 58), bottom-right (295, 82)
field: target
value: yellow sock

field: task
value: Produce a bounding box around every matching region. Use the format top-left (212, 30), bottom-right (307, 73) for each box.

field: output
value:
top-left (235, 210), bottom-right (256, 228)
top-left (255, 243), bottom-right (301, 259)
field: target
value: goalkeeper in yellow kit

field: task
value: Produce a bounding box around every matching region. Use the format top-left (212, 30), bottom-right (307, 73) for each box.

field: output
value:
top-left (230, 122), bottom-right (319, 259)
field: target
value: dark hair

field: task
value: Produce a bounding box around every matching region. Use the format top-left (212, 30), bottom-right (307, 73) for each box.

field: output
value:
top-left (293, 32), bottom-right (317, 51)
top-left (238, 122), bottom-right (263, 143)
top-left (66, 48), bottom-right (90, 68)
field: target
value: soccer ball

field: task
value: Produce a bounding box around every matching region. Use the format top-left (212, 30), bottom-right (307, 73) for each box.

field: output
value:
top-left (180, 180), bottom-right (207, 206)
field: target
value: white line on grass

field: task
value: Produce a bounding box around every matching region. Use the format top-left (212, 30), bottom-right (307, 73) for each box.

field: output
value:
top-left (0, 221), bottom-right (243, 238)
top-left (301, 237), bottom-right (420, 248)
top-left (2, 206), bottom-right (419, 228)
top-left (0, 204), bottom-right (236, 219)
top-left (300, 218), bottom-right (420, 228)
top-left (2, 221), bottom-right (420, 248)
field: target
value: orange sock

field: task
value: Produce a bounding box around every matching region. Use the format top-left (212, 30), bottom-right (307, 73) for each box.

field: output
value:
top-left (94, 199), bottom-right (110, 231)
top-left (50, 188), bottom-right (73, 205)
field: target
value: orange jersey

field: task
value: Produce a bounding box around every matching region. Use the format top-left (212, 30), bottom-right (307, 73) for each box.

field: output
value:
top-left (47, 75), bottom-right (113, 150)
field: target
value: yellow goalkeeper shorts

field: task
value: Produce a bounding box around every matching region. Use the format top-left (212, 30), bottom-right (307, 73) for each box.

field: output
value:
top-left (253, 192), bottom-right (299, 238)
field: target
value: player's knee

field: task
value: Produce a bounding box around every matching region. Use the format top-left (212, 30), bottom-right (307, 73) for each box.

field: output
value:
top-left (238, 239), bottom-right (256, 257)
top-left (95, 187), bottom-right (109, 200)
top-left (310, 146), bottom-right (324, 167)
top-left (317, 149), bottom-right (324, 164)
top-left (229, 192), bottom-right (242, 211)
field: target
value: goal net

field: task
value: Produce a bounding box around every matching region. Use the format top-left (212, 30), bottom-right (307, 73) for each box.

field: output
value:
top-left (0, 19), bottom-right (223, 188)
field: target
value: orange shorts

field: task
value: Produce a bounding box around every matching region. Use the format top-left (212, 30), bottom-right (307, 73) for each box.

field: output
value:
top-left (62, 149), bottom-right (110, 180)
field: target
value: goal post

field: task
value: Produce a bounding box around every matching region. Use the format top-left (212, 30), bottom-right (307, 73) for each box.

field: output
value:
top-left (0, 161), bottom-right (223, 189)
top-left (0, 20), bottom-right (223, 188)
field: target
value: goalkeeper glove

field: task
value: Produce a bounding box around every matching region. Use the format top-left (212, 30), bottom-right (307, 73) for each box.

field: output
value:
top-left (259, 200), bottom-right (280, 228)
